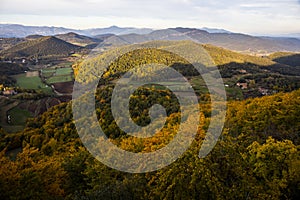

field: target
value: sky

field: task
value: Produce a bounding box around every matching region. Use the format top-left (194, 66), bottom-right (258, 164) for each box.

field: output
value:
top-left (0, 0), bottom-right (300, 35)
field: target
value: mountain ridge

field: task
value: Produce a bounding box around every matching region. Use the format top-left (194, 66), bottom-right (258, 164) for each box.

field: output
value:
top-left (54, 32), bottom-right (102, 47)
top-left (0, 36), bottom-right (81, 58)
top-left (96, 28), bottom-right (300, 53)
top-left (1, 24), bottom-right (300, 53)
top-left (0, 24), bottom-right (153, 38)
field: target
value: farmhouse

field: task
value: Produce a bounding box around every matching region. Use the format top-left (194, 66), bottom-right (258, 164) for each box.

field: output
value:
top-left (2, 89), bottom-right (17, 95)
top-left (236, 82), bottom-right (248, 89)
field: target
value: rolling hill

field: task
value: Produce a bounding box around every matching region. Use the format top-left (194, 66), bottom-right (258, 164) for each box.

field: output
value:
top-left (0, 36), bottom-right (81, 59)
top-left (55, 32), bottom-right (102, 47)
top-left (2, 49), bottom-right (300, 199)
top-left (97, 28), bottom-right (300, 53)
top-left (2, 24), bottom-right (300, 53)
top-left (73, 40), bottom-right (300, 102)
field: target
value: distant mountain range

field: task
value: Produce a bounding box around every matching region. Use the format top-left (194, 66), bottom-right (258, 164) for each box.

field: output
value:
top-left (0, 24), bottom-right (153, 38)
top-left (1, 24), bottom-right (300, 54)
top-left (0, 24), bottom-right (235, 38)
top-left (96, 28), bottom-right (300, 53)
top-left (271, 33), bottom-right (300, 39)
top-left (199, 27), bottom-right (232, 34)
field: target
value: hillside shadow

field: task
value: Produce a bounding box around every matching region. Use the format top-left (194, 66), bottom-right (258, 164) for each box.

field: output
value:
top-left (272, 54), bottom-right (300, 67)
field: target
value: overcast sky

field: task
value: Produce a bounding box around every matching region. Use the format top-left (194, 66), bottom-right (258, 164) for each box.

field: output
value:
top-left (1, 0), bottom-right (300, 34)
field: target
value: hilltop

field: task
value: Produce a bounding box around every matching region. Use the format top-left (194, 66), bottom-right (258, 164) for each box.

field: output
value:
top-left (55, 32), bottom-right (102, 47)
top-left (0, 36), bottom-right (81, 59)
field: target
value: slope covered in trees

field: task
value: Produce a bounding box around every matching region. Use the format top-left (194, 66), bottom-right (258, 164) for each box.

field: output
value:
top-left (0, 40), bottom-right (300, 199)
top-left (0, 85), bottom-right (299, 199)
top-left (73, 40), bottom-right (300, 101)
top-left (268, 52), bottom-right (300, 67)
top-left (94, 27), bottom-right (300, 53)
top-left (0, 36), bottom-right (81, 59)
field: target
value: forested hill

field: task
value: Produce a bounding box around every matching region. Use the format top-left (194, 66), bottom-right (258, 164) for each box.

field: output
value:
top-left (0, 39), bottom-right (299, 199)
top-left (0, 36), bottom-right (81, 59)
top-left (73, 40), bottom-right (300, 100)
top-left (268, 51), bottom-right (300, 67)
top-left (74, 40), bottom-right (274, 80)
top-left (0, 86), bottom-right (299, 199)
top-left (95, 28), bottom-right (300, 53)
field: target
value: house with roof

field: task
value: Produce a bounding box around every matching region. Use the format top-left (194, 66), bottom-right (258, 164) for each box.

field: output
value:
top-left (2, 89), bottom-right (17, 96)
top-left (236, 82), bottom-right (248, 89)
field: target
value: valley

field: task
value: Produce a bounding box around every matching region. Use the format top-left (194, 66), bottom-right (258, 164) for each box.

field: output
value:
top-left (1, 31), bottom-right (300, 134)
top-left (0, 39), bottom-right (78, 132)
top-left (0, 25), bottom-right (300, 199)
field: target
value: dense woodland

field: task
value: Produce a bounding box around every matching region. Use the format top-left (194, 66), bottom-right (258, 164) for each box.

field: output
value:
top-left (0, 40), bottom-right (300, 199)
top-left (0, 88), bottom-right (299, 199)
top-left (0, 36), bottom-right (81, 59)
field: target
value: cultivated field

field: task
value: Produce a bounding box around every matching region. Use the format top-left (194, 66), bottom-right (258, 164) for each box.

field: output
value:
top-left (42, 67), bottom-right (74, 84)
top-left (13, 72), bottom-right (53, 94)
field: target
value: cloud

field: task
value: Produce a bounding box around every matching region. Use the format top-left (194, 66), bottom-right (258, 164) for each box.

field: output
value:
top-left (0, 0), bottom-right (299, 33)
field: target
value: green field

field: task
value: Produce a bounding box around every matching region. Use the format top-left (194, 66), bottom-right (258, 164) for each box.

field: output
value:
top-left (54, 62), bottom-right (72, 68)
top-left (44, 67), bottom-right (74, 84)
top-left (46, 75), bottom-right (73, 84)
top-left (55, 67), bottom-right (73, 75)
top-left (13, 73), bottom-right (53, 94)
top-left (41, 69), bottom-right (56, 78)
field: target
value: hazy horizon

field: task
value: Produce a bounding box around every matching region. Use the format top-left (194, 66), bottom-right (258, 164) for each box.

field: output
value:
top-left (1, 23), bottom-right (300, 37)
top-left (1, 0), bottom-right (300, 35)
